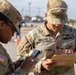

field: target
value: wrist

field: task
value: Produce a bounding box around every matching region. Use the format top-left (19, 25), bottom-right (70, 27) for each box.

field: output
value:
top-left (15, 67), bottom-right (28, 74)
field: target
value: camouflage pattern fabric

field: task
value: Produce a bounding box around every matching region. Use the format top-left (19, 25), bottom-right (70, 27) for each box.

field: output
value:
top-left (46, 0), bottom-right (68, 25)
top-left (0, 43), bottom-right (27, 75)
top-left (17, 23), bottom-right (76, 75)
top-left (0, 0), bottom-right (22, 33)
top-left (17, 0), bottom-right (76, 74)
top-left (0, 0), bottom-right (26, 74)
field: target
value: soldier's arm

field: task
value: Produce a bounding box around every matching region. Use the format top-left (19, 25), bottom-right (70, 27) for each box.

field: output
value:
top-left (17, 33), bottom-right (34, 59)
top-left (0, 52), bottom-right (28, 75)
top-left (8, 67), bottom-right (28, 75)
top-left (17, 26), bottom-right (41, 60)
top-left (33, 56), bottom-right (46, 73)
top-left (33, 43), bottom-right (56, 73)
top-left (6, 56), bottom-right (37, 75)
top-left (0, 63), bottom-right (27, 75)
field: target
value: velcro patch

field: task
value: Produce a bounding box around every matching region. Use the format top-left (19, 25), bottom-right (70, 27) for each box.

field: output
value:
top-left (0, 55), bottom-right (4, 63)
top-left (18, 36), bottom-right (30, 51)
top-left (21, 36), bottom-right (28, 44)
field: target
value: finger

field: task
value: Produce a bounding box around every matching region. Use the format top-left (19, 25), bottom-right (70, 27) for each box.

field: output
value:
top-left (64, 49), bottom-right (74, 54)
top-left (45, 62), bottom-right (57, 71)
top-left (46, 59), bottom-right (57, 65)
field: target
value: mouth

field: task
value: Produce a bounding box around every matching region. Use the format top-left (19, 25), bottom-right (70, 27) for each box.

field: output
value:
top-left (53, 27), bottom-right (58, 30)
top-left (53, 27), bottom-right (60, 32)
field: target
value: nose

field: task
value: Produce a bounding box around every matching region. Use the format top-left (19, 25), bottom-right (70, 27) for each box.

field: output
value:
top-left (55, 24), bottom-right (59, 26)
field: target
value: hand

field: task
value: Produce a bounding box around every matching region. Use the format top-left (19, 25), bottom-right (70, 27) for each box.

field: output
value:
top-left (41, 59), bottom-right (57, 71)
top-left (63, 49), bottom-right (74, 54)
top-left (55, 49), bottom-right (74, 54)
top-left (20, 56), bottom-right (37, 73)
top-left (14, 59), bottom-right (24, 69)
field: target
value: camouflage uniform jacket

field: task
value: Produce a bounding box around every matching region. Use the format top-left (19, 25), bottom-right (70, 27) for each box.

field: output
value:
top-left (0, 43), bottom-right (27, 75)
top-left (17, 23), bottom-right (76, 75)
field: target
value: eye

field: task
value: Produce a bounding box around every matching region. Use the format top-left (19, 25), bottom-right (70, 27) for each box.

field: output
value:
top-left (56, 14), bottom-right (61, 18)
top-left (62, 9), bottom-right (64, 12)
top-left (12, 29), bottom-right (15, 33)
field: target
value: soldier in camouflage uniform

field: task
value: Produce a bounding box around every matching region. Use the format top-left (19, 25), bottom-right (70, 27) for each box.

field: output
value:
top-left (17, 0), bottom-right (76, 75)
top-left (0, 0), bottom-right (37, 75)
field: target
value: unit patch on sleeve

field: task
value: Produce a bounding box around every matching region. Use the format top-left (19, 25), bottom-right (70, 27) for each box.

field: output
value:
top-left (0, 55), bottom-right (4, 63)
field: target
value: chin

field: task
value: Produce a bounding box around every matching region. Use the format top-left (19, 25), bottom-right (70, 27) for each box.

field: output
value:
top-left (2, 41), bottom-right (8, 44)
top-left (1, 40), bottom-right (9, 44)
top-left (54, 30), bottom-right (58, 33)
top-left (54, 29), bottom-right (60, 33)
top-left (5, 41), bottom-right (9, 43)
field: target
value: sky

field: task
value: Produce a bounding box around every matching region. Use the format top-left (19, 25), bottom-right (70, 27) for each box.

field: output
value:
top-left (5, 0), bottom-right (76, 20)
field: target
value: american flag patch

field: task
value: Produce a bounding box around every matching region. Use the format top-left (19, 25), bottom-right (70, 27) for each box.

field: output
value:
top-left (21, 36), bottom-right (28, 43)
top-left (0, 55), bottom-right (4, 62)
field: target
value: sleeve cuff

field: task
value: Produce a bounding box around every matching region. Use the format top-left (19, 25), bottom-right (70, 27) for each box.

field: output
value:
top-left (34, 57), bottom-right (46, 73)
top-left (15, 67), bottom-right (28, 75)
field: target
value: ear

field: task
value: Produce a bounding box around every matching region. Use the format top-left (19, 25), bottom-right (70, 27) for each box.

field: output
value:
top-left (0, 21), bottom-right (4, 29)
top-left (45, 13), bottom-right (47, 18)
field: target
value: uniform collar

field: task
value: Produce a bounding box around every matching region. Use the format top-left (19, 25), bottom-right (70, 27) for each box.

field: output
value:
top-left (42, 21), bottom-right (63, 38)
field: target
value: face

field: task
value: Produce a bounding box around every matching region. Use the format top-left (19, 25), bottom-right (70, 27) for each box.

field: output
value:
top-left (45, 13), bottom-right (64, 33)
top-left (46, 22), bottom-right (63, 33)
top-left (0, 21), bottom-right (15, 43)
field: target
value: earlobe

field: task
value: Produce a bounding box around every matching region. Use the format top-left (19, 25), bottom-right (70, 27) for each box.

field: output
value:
top-left (45, 13), bottom-right (47, 17)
